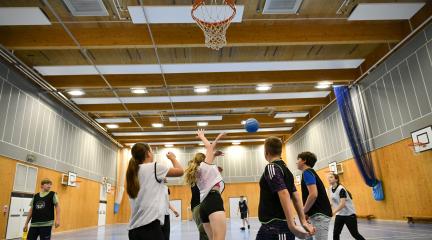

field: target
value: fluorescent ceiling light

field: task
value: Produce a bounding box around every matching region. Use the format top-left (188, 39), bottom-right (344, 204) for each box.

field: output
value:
top-left (0, 7), bottom-right (51, 26)
top-left (131, 88), bottom-right (148, 94)
top-left (274, 112), bottom-right (309, 118)
top-left (198, 143), bottom-right (205, 146)
top-left (241, 120), bottom-right (246, 125)
top-left (152, 123), bottom-right (164, 128)
top-left (34, 60), bottom-right (364, 76)
top-left (348, 3), bottom-right (425, 21)
top-left (318, 81), bottom-right (333, 85)
top-left (67, 90), bottom-right (85, 96)
top-left (256, 84), bottom-right (272, 91)
top-left (128, 5), bottom-right (244, 24)
top-left (96, 118), bottom-right (131, 123)
top-left (164, 144), bottom-right (174, 148)
top-left (72, 92), bottom-right (330, 104)
top-left (197, 122), bottom-right (208, 127)
top-left (315, 84), bottom-right (331, 89)
top-left (284, 119), bottom-right (296, 123)
top-left (169, 115), bottom-right (222, 122)
top-left (194, 86), bottom-right (209, 93)
top-left (112, 127), bottom-right (292, 136)
top-left (106, 124), bottom-right (119, 129)
top-left (232, 141), bottom-right (241, 145)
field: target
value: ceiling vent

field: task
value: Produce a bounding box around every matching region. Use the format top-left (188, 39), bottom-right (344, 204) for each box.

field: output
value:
top-left (262, 0), bottom-right (303, 14)
top-left (62, 0), bottom-right (109, 16)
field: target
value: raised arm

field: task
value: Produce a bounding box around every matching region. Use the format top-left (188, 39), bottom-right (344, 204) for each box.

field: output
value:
top-left (197, 129), bottom-right (225, 164)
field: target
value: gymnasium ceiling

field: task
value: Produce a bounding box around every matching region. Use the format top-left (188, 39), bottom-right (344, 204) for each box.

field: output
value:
top-left (0, 0), bottom-right (431, 147)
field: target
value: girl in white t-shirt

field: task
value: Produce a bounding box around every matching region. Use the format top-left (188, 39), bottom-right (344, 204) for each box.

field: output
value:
top-left (185, 129), bottom-right (225, 240)
top-left (126, 143), bottom-right (184, 240)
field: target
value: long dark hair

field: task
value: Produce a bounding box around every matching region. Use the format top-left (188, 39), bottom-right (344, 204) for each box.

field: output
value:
top-left (332, 173), bottom-right (353, 199)
top-left (126, 143), bottom-right (151, 199)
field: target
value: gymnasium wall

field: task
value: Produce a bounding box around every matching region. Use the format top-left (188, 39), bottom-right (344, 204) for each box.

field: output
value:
top-left (0, 155), bottom-right (117, 239)
top-left (0, 60), bottom-right (118, 183)
top-left (152, 144), bottom-right (268, 184)
top-left (285, 22), bottom-right (432, 219)
top-left (287, 21), bottom-right (432, 171)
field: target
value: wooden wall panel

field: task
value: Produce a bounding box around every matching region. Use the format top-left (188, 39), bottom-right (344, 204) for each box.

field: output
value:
top-left (0, 156), bottom-right (17, 239)
top-left (314, 138), bottom-right (432, 220)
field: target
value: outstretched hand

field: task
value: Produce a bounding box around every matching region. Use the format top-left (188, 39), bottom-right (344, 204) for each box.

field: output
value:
top-left (214, 150), bottom-right (224, 157)
top-left (196, 129), bottom-right (205, 139)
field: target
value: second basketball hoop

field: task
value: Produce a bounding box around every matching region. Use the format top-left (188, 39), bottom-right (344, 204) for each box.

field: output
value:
top-left (191, 0), bottom-right (236, 50)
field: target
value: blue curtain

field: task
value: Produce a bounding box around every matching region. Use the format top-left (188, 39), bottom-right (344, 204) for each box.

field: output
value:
top-left (334, 86), bottom-right (380, 188)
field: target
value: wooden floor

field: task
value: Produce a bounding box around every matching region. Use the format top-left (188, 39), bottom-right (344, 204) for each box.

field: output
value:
top-left (51, 218), bottom-right (432, 240)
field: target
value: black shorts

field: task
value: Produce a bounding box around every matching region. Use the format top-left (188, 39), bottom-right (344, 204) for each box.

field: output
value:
top-left (27, 226), bottom-right (52, 240)
top-left (240, 212), bottom-right (248, 219)
top-left (128, 220), bottom-right (164, 240)
top-left (200, 190), bottom-right (224, 223)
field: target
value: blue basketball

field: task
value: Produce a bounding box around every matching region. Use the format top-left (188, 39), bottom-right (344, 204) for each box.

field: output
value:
top-left (245, 118), bottom-right (260, 133)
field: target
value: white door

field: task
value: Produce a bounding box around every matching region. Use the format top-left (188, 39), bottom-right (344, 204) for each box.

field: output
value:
top-left (6, 197), bottom-right (22, 239)
top-left (169, 200), bottom-right (182, 222)
top-left (20, 198), bottom-right (33, 232)
top-left (98, 203), bottom-right (106, 226)
top-left (229, 197), bottom-right (247, 219)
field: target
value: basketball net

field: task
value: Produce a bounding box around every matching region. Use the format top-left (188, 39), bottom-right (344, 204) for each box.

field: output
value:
top-left (408, 142), bottom-right (427, 155)
top-left (192, 0), bottom-right (236, 50)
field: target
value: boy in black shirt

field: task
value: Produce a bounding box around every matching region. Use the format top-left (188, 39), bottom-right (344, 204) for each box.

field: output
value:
top-left (238, 196), bottom-right (250, 230)
top-left (256, 137), bottom-right (314, 240)
top-left (297, 152), bottom-right (332, 240)
top-left (23, 178), bottom-right (60, 240)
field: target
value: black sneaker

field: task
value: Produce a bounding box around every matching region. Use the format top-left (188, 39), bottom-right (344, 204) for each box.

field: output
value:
top-left (240, 227), bottom-right (245, 230)
top-left (248, 225), bottom-right (250, 229)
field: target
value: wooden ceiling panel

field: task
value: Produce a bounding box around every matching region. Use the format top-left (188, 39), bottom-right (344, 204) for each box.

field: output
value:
top-left (0, 21), bottom-right (409, 50)
top-left (45, 69), bottom-right (359, 89)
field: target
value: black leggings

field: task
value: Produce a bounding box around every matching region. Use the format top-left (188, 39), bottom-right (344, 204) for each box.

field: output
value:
top-left (333, 214), bottom-right (365, 240)
top-left (129, 220), bottom-right (164, 240)
top-left (27, 226), bottom-right (52, 240)
top-left (161, 215), bottom-right (170, 240)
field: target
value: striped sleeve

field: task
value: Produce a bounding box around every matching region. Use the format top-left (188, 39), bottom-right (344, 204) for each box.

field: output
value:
top-left (264, 164), bottom-right (287, 193)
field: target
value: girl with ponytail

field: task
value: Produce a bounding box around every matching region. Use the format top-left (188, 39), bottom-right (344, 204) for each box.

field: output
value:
top-left (327, 173), bottom-right (365, 240)
top-left (126, 143), bottom-right (184, 240)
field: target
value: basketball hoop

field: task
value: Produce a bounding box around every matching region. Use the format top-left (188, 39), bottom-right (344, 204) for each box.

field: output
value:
top-left (191, 0), bottom-right (236, 50)
top-left (408, 142), bottom-right (427, 155)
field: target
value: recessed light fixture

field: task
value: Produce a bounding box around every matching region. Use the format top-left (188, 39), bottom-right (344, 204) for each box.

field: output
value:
top-left (194, 86), bottom-right (209, 93)
top-left (131, 88), bottom-right (148, 94)
top-left (256, 84), bottom-right (272, 91)
top-left (197, 122), bottom-right (208, 127)
top-left (241, 120), bottom-right (246, 125)
top-left (284, 119), bottom-right (296, 123)
top-left (315, 84), bottom-right (331, 89)
top-left (152, 123), bottom-right (164, 128)
top-left (67, 89), bottom-right (85, 96)
top-left (198, 143), bottom-right (205, 146)
top-left (106, 124), bottom-right (119, 129)
top-left (315, 81), bottom-right (333, 89)
top-left (164, 144), bottom-right (174, 148)
top-left (232, 141), bottom-right (241, 145)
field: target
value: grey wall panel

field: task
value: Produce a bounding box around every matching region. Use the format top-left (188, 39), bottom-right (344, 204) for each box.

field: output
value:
top-left (3, 87), bottom-right (19, 142)
top-left (417, 46), bottom-right (432, 103)
top-left (426, 24), bottom-right (432, 40)
top-left (399, 61), bottom-right (421, 119)
top-left (377, 80), bottom-right (394, 130)
top-left (390, 68), bottom-right (411, 122)
top-left (383, 73), bottom-right (402, 127)
top-left (407, 54), bottom-right (432, 115)
top-left (0, 61), bottom-right (8, 79)
top-left (0, 62), bottom-right (118, 183)
top-left (12, 92), bottom-right (26, 146)
top-left (286, 23), bottom-right (432, 172)
top-left (0, 82), bottom-right (12, 139)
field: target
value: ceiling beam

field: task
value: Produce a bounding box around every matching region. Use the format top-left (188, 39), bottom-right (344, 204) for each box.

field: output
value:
top-left (45, 69), bottom-right (359, 88)
top-left (79, 98), bottom-right (329, 112)
top-left (114, 132), bottom-right (292, 141)
top-left (0, 21), bottom-right (410, 50)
